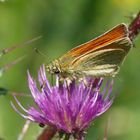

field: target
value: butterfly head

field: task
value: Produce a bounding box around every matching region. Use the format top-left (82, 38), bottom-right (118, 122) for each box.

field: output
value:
top-left (46, 60), bottom-right (61, 75)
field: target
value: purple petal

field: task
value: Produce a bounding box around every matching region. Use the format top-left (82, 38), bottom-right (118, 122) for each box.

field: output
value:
top-left (13, 65), bottom-right (114, 136)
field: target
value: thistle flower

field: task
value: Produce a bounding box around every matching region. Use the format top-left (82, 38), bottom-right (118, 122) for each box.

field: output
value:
top-left (12, 65), bottom-right (114, 140)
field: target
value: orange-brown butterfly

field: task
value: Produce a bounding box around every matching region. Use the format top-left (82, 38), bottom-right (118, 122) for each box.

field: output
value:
top-left (46, 23), bottom-right (133, 80)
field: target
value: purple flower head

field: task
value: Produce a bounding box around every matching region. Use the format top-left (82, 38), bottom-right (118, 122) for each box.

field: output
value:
top-left (12, 65), bottom-right (114, 139)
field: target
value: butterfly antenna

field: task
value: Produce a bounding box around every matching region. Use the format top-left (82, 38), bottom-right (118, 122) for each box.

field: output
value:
top-left (34, 48), bottom-right (47, 58)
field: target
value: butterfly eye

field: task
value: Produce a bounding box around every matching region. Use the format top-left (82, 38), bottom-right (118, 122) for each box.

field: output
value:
top-left (54, 70), bottom-right (60, 74)
top-left (53, 67), bottom-right (60, 74)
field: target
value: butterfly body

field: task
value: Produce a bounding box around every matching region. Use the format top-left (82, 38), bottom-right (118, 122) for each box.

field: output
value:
top-left (46, 24), bottom-right (133, 80)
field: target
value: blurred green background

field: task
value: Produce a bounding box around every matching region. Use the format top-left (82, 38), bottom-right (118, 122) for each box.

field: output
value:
top-left (0, 0), bottom-right (140, 140)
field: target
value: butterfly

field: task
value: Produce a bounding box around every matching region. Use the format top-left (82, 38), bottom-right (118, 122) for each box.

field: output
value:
top-left (46, 23), bottom-right (133, 81)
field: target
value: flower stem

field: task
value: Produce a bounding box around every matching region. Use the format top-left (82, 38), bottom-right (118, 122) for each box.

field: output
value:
top-left (129, 11), bottom-right (140, 40)
top-left (37, 126), bottom-right (57, 140)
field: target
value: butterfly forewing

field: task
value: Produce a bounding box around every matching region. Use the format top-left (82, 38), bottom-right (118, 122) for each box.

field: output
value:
top-left (58, 24), bottom-right (132, 77)
top-left (60, 23), bottom-right (129, 61)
